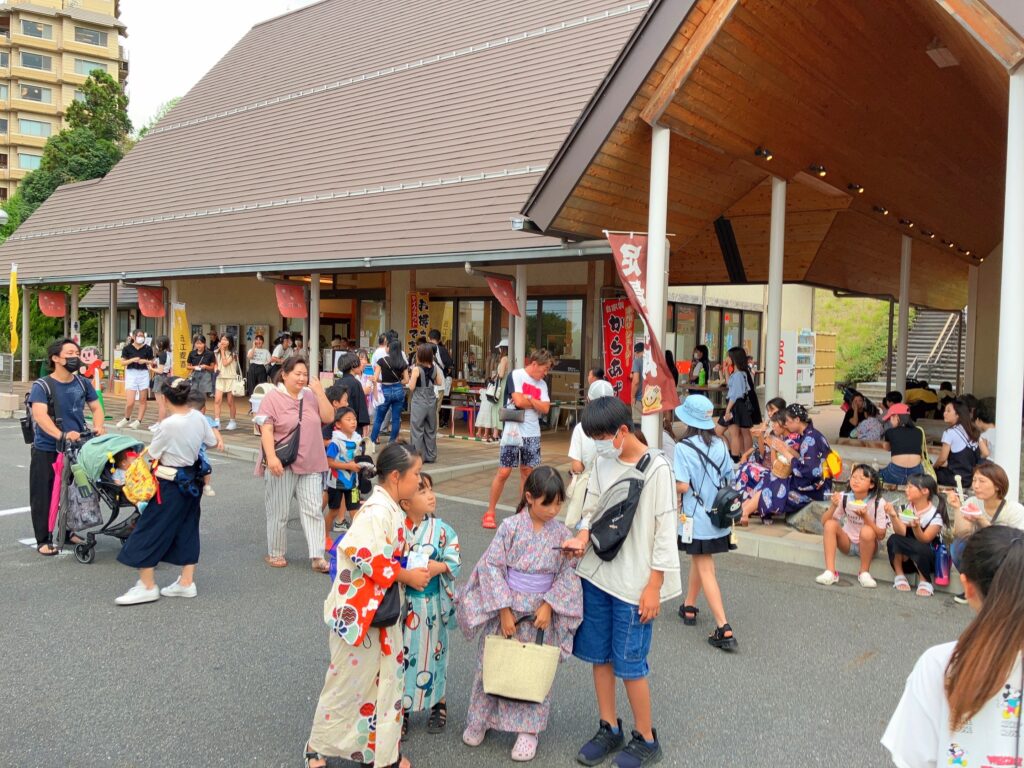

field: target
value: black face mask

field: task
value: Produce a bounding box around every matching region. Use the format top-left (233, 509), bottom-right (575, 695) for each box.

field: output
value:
top-left (63, 357), bottom-right (82, 373)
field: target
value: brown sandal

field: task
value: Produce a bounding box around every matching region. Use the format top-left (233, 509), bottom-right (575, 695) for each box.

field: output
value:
top-left (311, 557), bottom-right (330, 573)
top-left (264, 555), bottom-right (288, 568)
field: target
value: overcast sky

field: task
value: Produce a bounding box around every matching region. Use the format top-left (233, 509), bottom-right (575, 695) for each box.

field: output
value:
top-left (119, 0), bottom-right (320, 130)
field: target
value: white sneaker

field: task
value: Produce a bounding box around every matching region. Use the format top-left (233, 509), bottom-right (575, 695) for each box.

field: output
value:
top-left (115, 580), bottom-right (160, 605)
top-left (115, 417), bottom-right (130, 427)
top-left (203, 485), bottom-right (216, 497)
top-left (212, 419), bottom-right (221, 429)
top-left (225, 420), bottom-right (237, 431)
top-left (815, 569), bottom-right (840, 586)
top-left (148, 423), bottom-right (160, 432)
top-left (858, 571), bottom-right (878, 588)
top-left (160, 578), bottom-right (197, 598)
top-left (128, 419), bottom-right (141, 429)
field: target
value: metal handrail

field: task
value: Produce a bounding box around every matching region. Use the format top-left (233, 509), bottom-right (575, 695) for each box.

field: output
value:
top-left (911, 312), bottom-right (961, 379)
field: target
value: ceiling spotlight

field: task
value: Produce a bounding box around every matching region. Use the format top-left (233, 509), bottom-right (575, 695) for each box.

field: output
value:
top-left (948, 242), bottom-right (955, 248)
top-left (965, 250), bottom-right (972, 256)
top-left (810, 164), bottom-right (827, 177)
top-left (873, 205), bottom-right (889, 215)
top-left (899, 218), bottom-right (914, 228)
top-left (921, 229), bottom-right (934, 238)
top-left (847, 183), bottom-right (864, 194)
top-left (755, 146), bottom-right (773, 161)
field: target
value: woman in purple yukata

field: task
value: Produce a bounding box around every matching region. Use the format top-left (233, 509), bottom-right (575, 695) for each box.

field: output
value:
top-left (456, 466), bottom-right (583, 762)
top-left (734, 410), bottom-right (798, 498)
top-left (742, 403), bottom-right (833, 524)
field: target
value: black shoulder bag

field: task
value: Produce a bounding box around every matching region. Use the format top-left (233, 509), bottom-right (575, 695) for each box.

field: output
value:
top-left (680, 440), bottom-right (743, 529)
top-left (267, 392), bottom-right (303, 467)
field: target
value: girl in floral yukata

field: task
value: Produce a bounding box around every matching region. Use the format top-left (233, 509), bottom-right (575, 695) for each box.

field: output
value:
top-left (399, 473), bottom-right (461, 737)
top-left (304, 443), bottom-right (431, 768)
top-left (457, 465), bottom-right (583, 762)
top-left (734, 410), bottom-right (798, 500)
top-left (743, 403), bottom-right (833, 523)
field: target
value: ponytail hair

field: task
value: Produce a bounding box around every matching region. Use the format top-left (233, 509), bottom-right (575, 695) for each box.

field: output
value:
top-left (368, 442), bottom-right (420, 482)
top-left (162, 377), bottom-right (193, 406)
top-left (906, 473), bottom-right (949, 526)
top-left (945, 527), bottom-right (1024, 730)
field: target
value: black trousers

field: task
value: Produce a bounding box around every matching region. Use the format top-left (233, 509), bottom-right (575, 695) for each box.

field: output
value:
top-left (29, 448), bottom-right (57, 546)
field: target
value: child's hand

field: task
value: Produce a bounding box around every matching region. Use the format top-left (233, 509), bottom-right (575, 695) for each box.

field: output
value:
top-left (638, 583), bottom-right (661, 623)
top-left (534, 602), bottom-right (552, 631)
top-left (499, 607), bottom-right (516, 638)
top-left (560, 535), bottom-right (587, 556)
top-left (427, 561), bottom-right (448, 578)
top-left (215, 435), bottom-right (225, 452)
top-left (830, 492), bottom-right (842, 507)
top-left (884, 501), bottom-right (896, 517)
top-left (401, 567), bottom-right (431, 592)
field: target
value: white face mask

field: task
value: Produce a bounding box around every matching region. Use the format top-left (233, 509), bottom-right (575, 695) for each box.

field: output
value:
top-left (135, 336), bottom-right (145, 344)
top-left (594, 436), bottom-right (622, 459)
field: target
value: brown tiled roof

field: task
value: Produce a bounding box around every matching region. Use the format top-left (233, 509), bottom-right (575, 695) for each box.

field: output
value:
top-left (1, 0), bottom-right (647, 285)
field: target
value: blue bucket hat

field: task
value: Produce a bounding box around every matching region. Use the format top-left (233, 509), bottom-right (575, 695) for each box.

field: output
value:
top-left (675, 394), bottom-right (715, 430)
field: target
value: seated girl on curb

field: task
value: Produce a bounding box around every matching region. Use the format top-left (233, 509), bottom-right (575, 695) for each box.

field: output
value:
top-left (885, 474), bottom-right (947, 597)
top-left (815, 464), bottom-right (888, 588)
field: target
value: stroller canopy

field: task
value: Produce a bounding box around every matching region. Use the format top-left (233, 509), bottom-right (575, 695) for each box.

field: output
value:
top-left (76, 434), bottom-right (145, 482)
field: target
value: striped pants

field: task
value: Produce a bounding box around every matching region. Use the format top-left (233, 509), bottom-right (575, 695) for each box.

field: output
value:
top-left (264, 470), bottom-right (325, 559)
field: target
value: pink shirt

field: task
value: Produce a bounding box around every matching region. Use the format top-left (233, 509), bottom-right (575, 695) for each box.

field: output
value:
top-left (255, 387), bottom-right (328, 476)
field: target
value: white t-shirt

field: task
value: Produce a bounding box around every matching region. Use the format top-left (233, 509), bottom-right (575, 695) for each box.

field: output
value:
top-left (148, 409), bottom-right (217, 468)
top-left (371, 347), bottom-right (387, 365)
top-left (982, 427), bottom-right (996, 456)
top-left (503, 368), bottom-right (550, 439)
top-left (942, 425), bottom-right (977, 454)
top-left (271, 344), bottom-right (294, 362)
top-left (883, 641), bottom-right (1023, 767)
top-left (250, 347), bottom-right (271, 366)
top-left (569, 422), bottom-right (596, 468)
top-left (577, 451), bottom-right (682, 604)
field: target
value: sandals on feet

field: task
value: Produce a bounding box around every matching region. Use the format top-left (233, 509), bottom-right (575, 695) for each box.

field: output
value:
top-left (37, 543), bottom-right (59, 556)
top-left (893, 575), bottom-right (911, 592)
top-left (512, 733), bottom-right (539, 762)
top-left (303, 744), bottom-right (326, 768)
top-left (402, 710), bottom-right (410, 739)
top-left (678, 604), bottom-right (699, 626)
top-left (311, 558), bottom-right (330, 573)
top-left (708, 623), bottom-right (738, 651)
top-left (264, 555), bottom-right (288, 568)
top-left (916, 580), bottom-right (934, 597)
top-left (427, 701), bottom-right (447, 734)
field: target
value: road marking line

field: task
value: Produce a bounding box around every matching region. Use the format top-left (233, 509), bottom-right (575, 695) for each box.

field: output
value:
top-left (0, 506), bottom-right (31, 517)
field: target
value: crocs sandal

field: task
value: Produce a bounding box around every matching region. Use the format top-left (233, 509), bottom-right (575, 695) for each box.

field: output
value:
top-left (462, 725), bottom-right (487, 747)
top-left (427, 701), bottom-right (447, 734)
top-left (512, 733), bottom-right (539, 762)
top-left (893, 575), bottom-right (911, 592)
top-left (678, 605), bottom-right (699, 626)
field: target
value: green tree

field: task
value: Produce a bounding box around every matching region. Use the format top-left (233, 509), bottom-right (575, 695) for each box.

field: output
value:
top-left (65, 68), bottom-right (132, 142)
top-left (136, 96), bottom-right (181, 139)
top-left (18, 127), bottom-right (123, 212)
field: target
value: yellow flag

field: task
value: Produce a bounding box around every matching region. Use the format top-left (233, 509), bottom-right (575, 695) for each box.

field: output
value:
top-left (8, 262), bottom-right (17, 355)
top-left (171, 302), bottom-right (190, 377)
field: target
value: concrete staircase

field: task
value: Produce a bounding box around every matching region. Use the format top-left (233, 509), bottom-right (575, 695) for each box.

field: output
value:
top-left (858, 309), bottom-right (966, 400)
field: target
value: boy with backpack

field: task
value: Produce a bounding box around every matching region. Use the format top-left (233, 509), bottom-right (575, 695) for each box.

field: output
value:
top-left (562, 396), bottom-right (680, 767)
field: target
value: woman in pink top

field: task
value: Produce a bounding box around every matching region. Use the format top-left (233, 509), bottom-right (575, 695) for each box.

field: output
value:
top-left (255, 356), bottom-right (335, 572)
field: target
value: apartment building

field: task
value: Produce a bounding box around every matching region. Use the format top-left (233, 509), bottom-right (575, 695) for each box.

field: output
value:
top-left (0, 0), bottom-right (126, 199)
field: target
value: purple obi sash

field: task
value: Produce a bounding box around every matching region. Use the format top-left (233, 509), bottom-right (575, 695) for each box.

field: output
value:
top-left (507, 568), bottom-right (554, 594)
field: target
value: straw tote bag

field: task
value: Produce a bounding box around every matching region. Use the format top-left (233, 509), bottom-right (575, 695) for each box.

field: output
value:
top-left (482, 615), bottom-right (560, 704)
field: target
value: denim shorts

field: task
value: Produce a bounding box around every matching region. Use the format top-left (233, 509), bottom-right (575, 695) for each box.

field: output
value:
top-left (849, 540), bottom-right (878, 559)
top-left (573, 579), bottom-right (653, 680)
top-left (499, 436), bottom-right (542, 468)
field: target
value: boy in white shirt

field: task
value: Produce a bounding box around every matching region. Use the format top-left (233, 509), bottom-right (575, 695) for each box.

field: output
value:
top-left (563, 397), bottom-right (680, 768)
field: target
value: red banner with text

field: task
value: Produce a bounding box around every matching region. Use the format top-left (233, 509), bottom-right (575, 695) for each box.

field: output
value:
top-left (601, 298), bottom-right (635, 405)
top-left (37, 290), bottom-right (66, 318)
top-left (606, 233), bottom-right (680, 415)
top-left (136, 286), bottom-right (166, 317)
top-left (275, 283), bottom-right (307, 318)
top-left (407, 291), bottom-right (430, 348)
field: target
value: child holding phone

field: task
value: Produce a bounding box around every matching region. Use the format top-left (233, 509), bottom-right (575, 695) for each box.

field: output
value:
top-left (456, 466), bottom-right (583, 762)
top-left (815, 464), bottom-right (888, 588)
top-left (399, 474), bottom-right (461, 737)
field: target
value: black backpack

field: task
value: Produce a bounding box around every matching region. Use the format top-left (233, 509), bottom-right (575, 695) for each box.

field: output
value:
top-left (589, 452), bottom-right (658, 562)
top-left (20, 375), bottom-right (88, 445)
top-left (680, 439), bottom-right (743, 529)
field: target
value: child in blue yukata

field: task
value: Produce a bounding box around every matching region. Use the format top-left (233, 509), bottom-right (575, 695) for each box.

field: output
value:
top-left (185, 389), bottom-right (218, 496)
top-left (325, 407), bottom-right (364, 539)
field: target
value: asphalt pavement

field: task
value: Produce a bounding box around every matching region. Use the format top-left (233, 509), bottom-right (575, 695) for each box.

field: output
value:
top-left (0, 424), bottom-right (970, 767)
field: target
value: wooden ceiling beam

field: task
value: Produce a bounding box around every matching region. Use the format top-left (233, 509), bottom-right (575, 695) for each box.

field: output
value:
top-left (640, 0), bottom-right (739, 126)
top-left (937, 0), bottom-right (1024, 69)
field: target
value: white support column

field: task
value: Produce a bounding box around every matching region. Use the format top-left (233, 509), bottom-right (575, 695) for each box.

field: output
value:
top-left (964, 265), bottom-right (978, 393)
top-left (894, 235), bottom-right (912, 393)
top-left (70, 285), bottom-right (79, 345)
top-left (764, 176), bottom-right (786, 401)
top-left (514, 264), bottom-right (527, 368)
top-left (309, 273), bottom-right (321, 377)
top-left (995, 68), bottom-right (1024, 498)
top-left (641, 124), bottom-right (671, 449)
top-left (107, 282), bottom-right (117, 390)
top-left (20, 288), bottom-right (30, 382)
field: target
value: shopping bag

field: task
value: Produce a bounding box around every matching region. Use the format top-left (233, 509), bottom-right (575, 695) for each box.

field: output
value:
top-left (47, 452), bottom-right (65, 533)
top-left (564, 469), bottom-right (591, 529)
top-left (482, 617), bottom-right (560, 704)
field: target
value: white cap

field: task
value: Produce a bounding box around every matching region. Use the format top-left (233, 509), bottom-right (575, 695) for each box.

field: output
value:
top-left (496, 338), bottom-right (509, 348)
top-left (587, 380), bottom-right (616, 400)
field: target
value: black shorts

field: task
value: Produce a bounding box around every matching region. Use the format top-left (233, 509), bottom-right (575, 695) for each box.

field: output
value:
top-left (326, 486), bottom-right (362, 512)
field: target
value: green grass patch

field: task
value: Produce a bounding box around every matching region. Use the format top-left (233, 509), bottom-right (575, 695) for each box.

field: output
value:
top-left (814, 290), bottom-right (913, 386)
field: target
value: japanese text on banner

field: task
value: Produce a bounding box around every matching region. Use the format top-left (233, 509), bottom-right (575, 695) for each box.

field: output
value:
top-left (602, 298), bottom-right (634, 406)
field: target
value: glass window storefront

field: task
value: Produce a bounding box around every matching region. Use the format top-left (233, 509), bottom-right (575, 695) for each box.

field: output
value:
top-left (699, 306), bottom-right (763, 372)
top-left (525, 298), bottom-right (583, 372)
top-left (743, 312), bottom-right (762, 363)
top-left (671, 303), bottom-right (699, 374)
top-left (426, 298), bottom-right (497, 385)
top-left (358, 299), bottom-right (385, 349)
top-left (704, 308), bottom-right (722, 367)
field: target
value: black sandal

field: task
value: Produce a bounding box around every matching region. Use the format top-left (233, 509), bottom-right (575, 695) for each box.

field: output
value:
top-left (303, 744), bottom-right (326, 768)
top-left (708, 623), bottom-right (738, 651)
top-left (427, 701), bottom-right (447, 734)
top-left (677, 605), bottom-right (699, 626)
top-left (37, 544), bottom-right (59, 556)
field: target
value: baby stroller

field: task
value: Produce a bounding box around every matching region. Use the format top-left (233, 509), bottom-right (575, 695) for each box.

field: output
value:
top-left (55, 433), bottom-right (144, 564)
